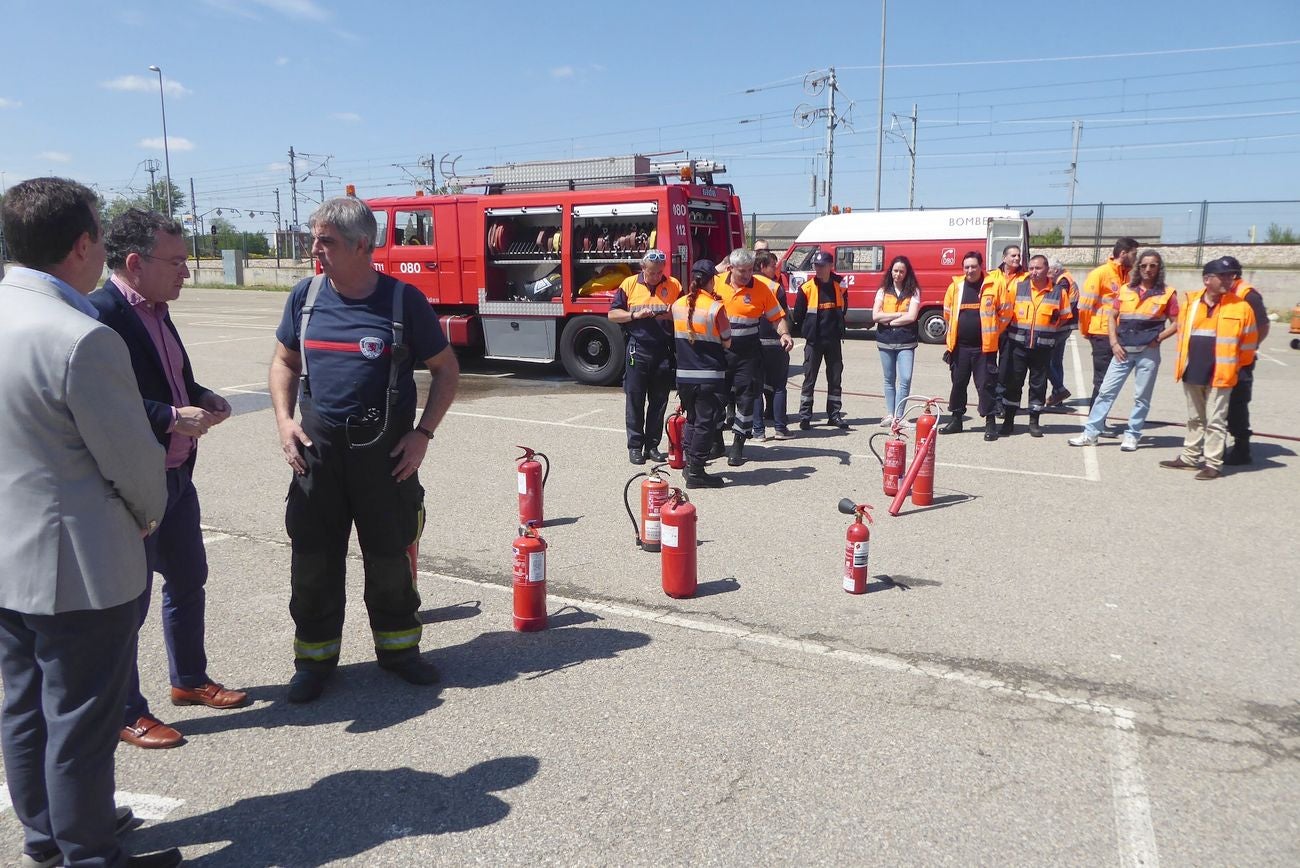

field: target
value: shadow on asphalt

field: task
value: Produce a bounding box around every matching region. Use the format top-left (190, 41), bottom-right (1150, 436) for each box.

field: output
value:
top-left (721, 465), bottom-right (817, 487)
top-left (693, 577), bottom-right (741, 597)
top-left (420, 600), bottom-right (483, 625)
top-left (173, 625), bottom-right (651, 737)
top-left (888, 490), bottom-right (978, 515)
top-left (130, 757), bottom-right (541, 866)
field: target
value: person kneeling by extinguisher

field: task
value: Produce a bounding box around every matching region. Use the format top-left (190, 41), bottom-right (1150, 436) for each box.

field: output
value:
top-left (671, 260), bottom-right (732, 489)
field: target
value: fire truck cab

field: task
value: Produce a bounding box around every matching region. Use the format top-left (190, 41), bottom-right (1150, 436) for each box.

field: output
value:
top-left (779, 209), bottom-right (1029, 344)
top-left (362, 155), bottom-right (745, 385)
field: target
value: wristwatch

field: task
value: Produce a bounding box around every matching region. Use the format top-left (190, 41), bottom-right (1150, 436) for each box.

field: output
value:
top-left (414, 426), bottom-right (434, 440)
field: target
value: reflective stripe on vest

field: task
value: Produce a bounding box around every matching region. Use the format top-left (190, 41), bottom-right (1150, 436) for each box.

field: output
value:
top-left (673, 295), bottom-right (728, 382)
top-left (1007, 277), bottom-right (1067, 348)
top-left (876, 288), bottom-right (918, 349)
top-left (1115, 284), bottom-right (1177, 350)
top-left (1175, 290), bottom-right (1258, 388)
top-left (943, 275), bottom-right (1004, 353)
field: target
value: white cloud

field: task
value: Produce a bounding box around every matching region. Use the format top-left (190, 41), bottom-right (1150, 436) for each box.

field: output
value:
top-left (267, 161), bottom-right (289, 172)
top-left (550, 65), bottom-right (575, 79)
top-left (139, 136), bottom-right (195, 152)
top-left (37, 151), bottom-right (72, 163)
top-left (203, 0), bottom-right (330, 20)
top-left (102, 75), bottom-right (191, 98)
top-left (330, 112), bottom-right (361, 123)
top-left (275, 56), bottom-right (290, 66)
top-left (0, 97), bottom-right (22, 109)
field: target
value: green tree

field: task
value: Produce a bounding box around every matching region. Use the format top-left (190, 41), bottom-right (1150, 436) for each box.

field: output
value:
top-left (1031, 226), bottom-right (1064, 246)
top-left (102, 180), bottom-right (187, 223)
top-left (1265, 222), bottom-right (1298, 243)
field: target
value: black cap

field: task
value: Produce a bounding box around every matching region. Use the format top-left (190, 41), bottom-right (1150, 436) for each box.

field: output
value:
top-left (1202, 258), bottom-right (1235, 276)
top-left (1218, 255), bottom-right (1242, 275)
top-left (691, 259), bottom-right (716, 276)
top-left (811, 251), bottom-right (833, 266)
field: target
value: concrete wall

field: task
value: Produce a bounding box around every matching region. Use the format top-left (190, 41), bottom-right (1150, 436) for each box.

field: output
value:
top-left (185, 260), bottom-right (312, 289)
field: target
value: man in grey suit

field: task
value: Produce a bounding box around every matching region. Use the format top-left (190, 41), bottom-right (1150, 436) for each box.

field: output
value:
top-left (0, 178), bottom-right (180, 868)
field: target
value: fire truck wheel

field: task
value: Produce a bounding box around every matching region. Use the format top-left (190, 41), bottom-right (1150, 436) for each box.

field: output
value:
top-left (560, 315), bottom-right (625, 386)
top-left (917, 309), bottom-right (947, 345)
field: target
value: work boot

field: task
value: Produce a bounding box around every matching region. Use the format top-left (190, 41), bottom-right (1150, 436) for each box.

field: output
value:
top-left (983, 416), bottom-right (998, 442)
top-left (940, 415), bottom-right (964, 435)
top-left (629, 448), bottom-right (646, 465)
top-left (999, 411), bottom-right (1015, 437)
top-left (1224, 438), bottom-right (1252, 466)
top-left (727, 434), bottom-right (747, 467)
top-left (643, 443), bottom-right (667, 462)
top-left (708, 432), bottom-right (726, 460)
top-left (685, 463), bottom-right (724, 489)
top-left (287, 669), bottom-right (329, 704)
top-left (1028, 414), bottom-right (1043, 438)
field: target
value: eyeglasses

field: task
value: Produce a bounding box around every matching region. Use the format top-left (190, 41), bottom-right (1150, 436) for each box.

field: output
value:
top-left (142, 254), bottom-right (191, 269)
top-left (643, 250), bottom-right (667, 263)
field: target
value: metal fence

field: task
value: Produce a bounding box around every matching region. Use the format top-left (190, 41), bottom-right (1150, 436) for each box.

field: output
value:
top-left (746, 199), bottom-right (1300, 261)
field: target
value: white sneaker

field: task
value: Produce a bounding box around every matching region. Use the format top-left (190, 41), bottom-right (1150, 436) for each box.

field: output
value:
top-left (1120, 434), bottom-right (1139, 452)
top-left (1068, 433), bottom-right (1098, 447)
top-left (880, 415), bottom-right (894, 428)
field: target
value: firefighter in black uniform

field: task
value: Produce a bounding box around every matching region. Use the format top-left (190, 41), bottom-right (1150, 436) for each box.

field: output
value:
top-left (609, 249), bottom-right (681, 464)
top-left (671, 261), bottom-right (731, 488)
top-left (1219, 256), bottom-right (1269, 464)
top-left (793, 250), bottom-right (849, 429)
top-left (269, 197), bottom-right (460, 704)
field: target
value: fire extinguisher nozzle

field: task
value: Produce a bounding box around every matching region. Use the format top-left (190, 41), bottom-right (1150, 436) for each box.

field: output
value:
top-left (837, 498), bottom-right (858, 515)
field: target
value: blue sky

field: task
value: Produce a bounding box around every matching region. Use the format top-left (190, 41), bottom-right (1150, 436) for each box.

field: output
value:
top-left (2, 0), bottom-right (1297, 241)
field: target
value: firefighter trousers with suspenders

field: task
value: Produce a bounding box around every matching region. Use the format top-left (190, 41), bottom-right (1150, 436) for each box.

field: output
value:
top-left (287, 276), bottom-right (425, 673)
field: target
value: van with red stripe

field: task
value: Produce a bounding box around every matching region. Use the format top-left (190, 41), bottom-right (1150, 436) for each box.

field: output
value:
top-left (778, 209), bottom-right (1029, 344)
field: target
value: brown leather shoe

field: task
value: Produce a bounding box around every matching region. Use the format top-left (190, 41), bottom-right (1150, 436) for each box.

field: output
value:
top-left (1194, 467), bottom-right (1222, 480)
top-left (121, 715), bottom-right (184, 749)
top-left (170, 681), bottom-right (249, 709)
top-left (1158, 456), bottom-right (1201, 470)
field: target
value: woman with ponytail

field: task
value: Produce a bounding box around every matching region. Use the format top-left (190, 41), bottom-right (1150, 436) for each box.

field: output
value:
top-left (670, 260), bottom-right (732, 489)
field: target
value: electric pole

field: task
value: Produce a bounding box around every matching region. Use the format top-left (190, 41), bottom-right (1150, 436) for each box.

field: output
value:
top-left (288, 147), bottom-right (299, 260)
top-left (274, 187), bottom-right (282, 266)
top-left (1064, 121), bottom-right (1082, 245)
top-left (189, 178), bottom-right (199, 262)
top-left (908, 104), bottom-right (918, 209)
top-left (144, 159), bottom-right (159, 211)
top-left (825, 67), bottom-right (836, 216)
top-left (874, 0), bottom-right (887, 211)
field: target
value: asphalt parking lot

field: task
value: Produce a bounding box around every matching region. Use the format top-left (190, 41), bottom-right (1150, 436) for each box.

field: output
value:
top-left (3, 288), bottom-right (1297, 866)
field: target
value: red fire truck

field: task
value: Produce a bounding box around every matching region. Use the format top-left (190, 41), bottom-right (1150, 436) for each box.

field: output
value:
top-left (356, 155), bottom-right (745, 385)
top-left (778, 208), bottom-right (1030, 344)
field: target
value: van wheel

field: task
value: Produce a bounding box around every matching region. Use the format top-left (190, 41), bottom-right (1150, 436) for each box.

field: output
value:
top-left (560, 316), bottom-right (626, 385)
top-left (918, 309), bottom-right (947, 344)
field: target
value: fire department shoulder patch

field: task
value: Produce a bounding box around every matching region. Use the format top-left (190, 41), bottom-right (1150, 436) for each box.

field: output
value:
top-left (359, 337), bottom-right (385, 359)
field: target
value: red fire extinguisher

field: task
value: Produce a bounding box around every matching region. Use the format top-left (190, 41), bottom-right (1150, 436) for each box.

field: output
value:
top-left (661, 488), bottom-right (697, 599)
top-left (911, 401), bottom-right (938, 506)
top-left (511, 520), bottom-right (547, 632)
top-left (623, 464), bottom-right (671, 552)
top-left (665, 406), bottom-right (687, 471)
top-left (837, 498), bottom-right (873, 594)
top-left (868, 426), bottom-right (908, 497)
top-left (516, 446), bottom-right (550, 529)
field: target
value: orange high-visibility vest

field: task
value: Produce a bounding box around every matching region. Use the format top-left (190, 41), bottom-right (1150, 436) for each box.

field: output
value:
top-left (1114, 283), bottom-right (1177, 351)
top-left (1079, 258), bottom-right (1129, 337)
top-left (672, 294), bottom-right (729, 383)
top-left (1174, 290), bottom-right (1258, 388)
top-left (942, 273), bottom-right (1006, 353)
top-left (1006, 276), bottom-right (1072, 348)
top-left (715, 275), bottom-right (785, 342)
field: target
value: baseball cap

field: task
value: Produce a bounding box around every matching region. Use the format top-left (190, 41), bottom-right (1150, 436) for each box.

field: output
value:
top-left (1217, 255), bottom-right (1242, 275)
top-left (811, 251), bottom-right (833, 266)
top-left (691, 259), bottom-right (716, 276)
top-left (1201, 258), bottom-right (1235, 276)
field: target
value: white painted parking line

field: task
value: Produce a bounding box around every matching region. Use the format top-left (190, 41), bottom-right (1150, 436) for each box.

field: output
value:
top-left (446, 410), bottom-right (622, 434)
top-left (1067, 335), bottom-right (1102, 482)
top-left (0, 788), bottom-right (184, 821)
top-left (187, 335), bottom-right (276, 347)
top-left (218, 381), bottom-right (273, 392)
top-left (560, 408), bottom-right (604, 424)
top-left (418, 565), bottom-right (1156, 867)
top-left (1257, 351), bottom-right (1287, 367)
top-left (849, 454), bottom-right (1091, 481)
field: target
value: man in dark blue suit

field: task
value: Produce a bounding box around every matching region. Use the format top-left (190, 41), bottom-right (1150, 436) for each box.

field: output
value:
top-left (91, 209), bottom-right (247, 752)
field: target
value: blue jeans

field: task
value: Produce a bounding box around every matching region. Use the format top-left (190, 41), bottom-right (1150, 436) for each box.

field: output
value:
top-left (1082, 346), bottom-right (1161, 438)
top-left (879, 346), bottom-right (915, 419)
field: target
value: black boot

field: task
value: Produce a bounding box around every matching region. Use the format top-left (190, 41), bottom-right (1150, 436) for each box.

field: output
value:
top-left (708, 431), bottom-right (726, 460)
top-left (984, 416), bottom-right (998, 441)
top-left (685, 463), bottom-right (724, 489)
top-left (727, 434), bottom-right (747, 467)
top-left (1028, 414), bottom-right (1043, 438)
top-left (999, 411), bottom-right (1015, 436)
top-left (940, 415), bottom-right (964, 435)
top-left (1224, 437), bottom-right (1252, 465)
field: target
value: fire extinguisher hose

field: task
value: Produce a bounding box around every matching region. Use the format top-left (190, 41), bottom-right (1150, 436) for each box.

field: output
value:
top-left (535, 451), bottom-right (551, 487)
top-left (622, 472), bottom-right (647, 548)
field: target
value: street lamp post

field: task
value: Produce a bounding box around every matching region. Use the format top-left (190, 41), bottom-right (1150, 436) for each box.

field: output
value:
top-left (147, 65), bottom-right (173, 218)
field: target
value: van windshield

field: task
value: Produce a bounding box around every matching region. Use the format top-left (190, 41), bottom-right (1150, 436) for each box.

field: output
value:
top-left (784, 245), bottom-right (820, 271)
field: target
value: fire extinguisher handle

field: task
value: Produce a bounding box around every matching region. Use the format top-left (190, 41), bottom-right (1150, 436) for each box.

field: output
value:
top-left (514, 445), bottom-right (534, 462)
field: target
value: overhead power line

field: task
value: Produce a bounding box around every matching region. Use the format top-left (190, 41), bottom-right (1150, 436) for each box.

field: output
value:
top-left (839, 39), bottom-right (1300, 71)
